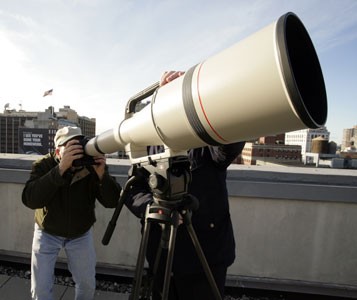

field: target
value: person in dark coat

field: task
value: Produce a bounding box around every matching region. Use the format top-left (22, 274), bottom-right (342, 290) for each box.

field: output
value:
top-left (125, 71), bottom-right (245, 300)
top-left (22, 126), bottom-right (122, 300)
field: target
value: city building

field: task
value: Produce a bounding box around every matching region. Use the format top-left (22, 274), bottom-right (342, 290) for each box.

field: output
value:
top-left (0, 109), bottom-right (37, 154)
top-left (0, 106), bottom-right (95, 155)
top-left (342, 125), bottom-right (357, 151)
top-left (241, 141), bottom-right (301, 166)
top-left (285, 127), bottom-right (330, 164)
top-left (238, 134), bottom-right (302, 166)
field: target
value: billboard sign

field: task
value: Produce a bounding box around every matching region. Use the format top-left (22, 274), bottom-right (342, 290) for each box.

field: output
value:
top-left (19, 128), bottom-right (49, 155)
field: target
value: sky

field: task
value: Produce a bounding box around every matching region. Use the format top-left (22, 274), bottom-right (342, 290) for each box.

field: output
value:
top-left (0, 0), bottom-right (356, 145)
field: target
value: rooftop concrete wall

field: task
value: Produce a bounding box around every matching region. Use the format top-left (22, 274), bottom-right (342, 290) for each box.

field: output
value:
top-left (0, 154), bottom-right (356, 298)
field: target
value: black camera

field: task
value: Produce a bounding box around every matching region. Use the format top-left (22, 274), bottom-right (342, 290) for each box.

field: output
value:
top-left (72, 137), bottom-right (98, 167)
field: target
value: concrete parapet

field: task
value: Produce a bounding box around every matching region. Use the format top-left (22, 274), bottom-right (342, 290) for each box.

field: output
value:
top-left (0, 155), bottom-right (357, 298)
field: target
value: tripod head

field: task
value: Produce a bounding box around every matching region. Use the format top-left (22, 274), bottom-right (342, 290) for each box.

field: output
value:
top-left (135, 153), bottom-right (200, 230)
top-left (136, 152), bottom-right (191, 206)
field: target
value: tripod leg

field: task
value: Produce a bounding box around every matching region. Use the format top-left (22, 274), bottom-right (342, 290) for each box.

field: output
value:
top-left (184, 213), bottom-right (222, 300)
top-left (144, 242), bottom-right (162, 299)
top-left (161, 211), bottom-right (179, 299)
top-left (144, 224), bottom-right (170, 299)
top-left (131, 205), bottom-right (152, 300)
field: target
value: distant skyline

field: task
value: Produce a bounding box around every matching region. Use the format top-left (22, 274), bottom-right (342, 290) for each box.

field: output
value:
top-left (1, 0), bottom-right (356, 145)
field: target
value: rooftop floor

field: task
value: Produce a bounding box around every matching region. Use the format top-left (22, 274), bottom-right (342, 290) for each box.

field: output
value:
top-left (0, 274), bottom-right (129, 300)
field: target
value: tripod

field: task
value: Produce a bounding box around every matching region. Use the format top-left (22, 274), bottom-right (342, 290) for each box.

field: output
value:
top-left (102, 156), bottom-right (222, 300)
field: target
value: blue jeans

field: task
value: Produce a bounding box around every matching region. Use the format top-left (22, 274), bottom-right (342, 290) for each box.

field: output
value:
top-left (31, 223), bottom-right (96, 300)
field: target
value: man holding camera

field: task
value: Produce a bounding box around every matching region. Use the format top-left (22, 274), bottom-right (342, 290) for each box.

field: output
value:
top-left (22, 126), bottom-right (122, 300)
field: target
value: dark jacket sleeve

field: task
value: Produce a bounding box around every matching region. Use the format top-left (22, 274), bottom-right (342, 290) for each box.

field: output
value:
top-left (92, 166), bottom-right (122, 208)
top-left (125, 167), bottom-right (153, 219)
top-left (22, 155), bottom-right (67, 209)
top-left (188, 142), bottom-right (245, 171)
top-left (22, 155), bottom-right (121, 210)
top-left (207, 141), bottom-right (245, 169)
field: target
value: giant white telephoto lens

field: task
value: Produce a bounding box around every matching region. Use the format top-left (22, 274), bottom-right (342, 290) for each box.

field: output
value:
top-left (85, 12), bottom-right (327, 160)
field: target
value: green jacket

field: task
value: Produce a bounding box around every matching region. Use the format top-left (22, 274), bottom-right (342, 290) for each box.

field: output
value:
top-left (22, 153), bottom-right (121, 238)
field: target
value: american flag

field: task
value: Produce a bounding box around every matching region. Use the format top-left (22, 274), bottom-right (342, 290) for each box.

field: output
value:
top-left (43, 89), bottom-right (53, 97)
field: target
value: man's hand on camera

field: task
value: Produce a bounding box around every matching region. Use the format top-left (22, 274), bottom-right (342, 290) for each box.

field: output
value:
top-left (92, 155), bottom-right (106, 181)
top-left (160, 71), bottom-right (185, 86)
top-left (58, 139), bottom-right (84, 176)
